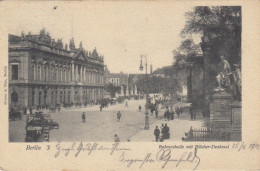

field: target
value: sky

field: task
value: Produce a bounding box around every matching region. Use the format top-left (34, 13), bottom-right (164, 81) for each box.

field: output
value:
top-left (2, 1), bottom-right (196, 74)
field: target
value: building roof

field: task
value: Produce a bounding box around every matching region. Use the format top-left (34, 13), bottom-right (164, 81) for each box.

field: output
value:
top-left (9, 28), bottom-right (104, 64)
top-left (153, 68), bottom-right (164, 74)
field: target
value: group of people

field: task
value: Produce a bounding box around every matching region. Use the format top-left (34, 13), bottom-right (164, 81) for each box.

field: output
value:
top-left (154, 124), bottom-right (170, 142)
top-left (163, 105), bottom-right (184, 121)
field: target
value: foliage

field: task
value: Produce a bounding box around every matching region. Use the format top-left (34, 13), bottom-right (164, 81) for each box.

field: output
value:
top-left (181, 6), bottom-right (241, 67)
top-left (181, 6), bottom-right (241, 36)
top-left (173, 38), bottom-right (200, 67)
top-left (179, 6), bottom-right (241, 115)
top-left (135, 75), bottom-right (181, 95)
top-left (104, 83), bottom-right (120, 97)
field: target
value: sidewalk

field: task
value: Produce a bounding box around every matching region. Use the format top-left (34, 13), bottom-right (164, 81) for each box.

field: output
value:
top-left (130, 114), bottom-right (204, 142)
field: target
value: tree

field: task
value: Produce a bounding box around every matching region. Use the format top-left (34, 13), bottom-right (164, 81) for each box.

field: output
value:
top-left (173, 38), bottom-right (200, 66)
top-left (104, 83), bottom-right (120, 97)
top-left (180, 6), bottom-right (241, 117)
top-left (181, 6), bottom-right (241, 66)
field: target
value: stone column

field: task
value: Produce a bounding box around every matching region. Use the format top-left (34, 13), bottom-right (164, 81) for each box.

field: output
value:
top-left (28, 87), bottom-right (32, 107)
top-left (75, 65), bottom-right (78, 82)
top-left (80, 66), bottom-right (83, 82)
top-left (34, 88), bottom-right (39, 107)
top-left (79, 86), bottom-right (83, 104)
top-left (23, 86), bottom-right (29, 108)
top-left (71, 62), bottom-right (75, 82)
top-left (47, 87), bottom-right (52, 107)
top-left (70, 86), bottom-right (75, 104)
top-left (83, 66), bottom-right (85, 83)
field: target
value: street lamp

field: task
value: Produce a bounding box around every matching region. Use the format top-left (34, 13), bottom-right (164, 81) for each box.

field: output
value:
top-left (140, 55), bottom-right (149, 130)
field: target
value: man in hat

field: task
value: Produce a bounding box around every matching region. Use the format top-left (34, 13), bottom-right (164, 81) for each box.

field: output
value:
top-left (164, 106), bottom-right (169, 121)
top-left (114, 134), bottom-right (120, 142)
top-left (117, 111), bottom-right (121, 122)
top-left (162, 124), bottom-right (170, 139)
top-left (81, 112), bottom-right (85, 123)
top-left (154, 126), bottom-right (160, 142)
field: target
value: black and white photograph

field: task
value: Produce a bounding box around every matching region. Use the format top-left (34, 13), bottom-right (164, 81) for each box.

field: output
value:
top-left (1, 1), bottom-right (260, 170)
top-left (7, 4), bottom-right (242, 143)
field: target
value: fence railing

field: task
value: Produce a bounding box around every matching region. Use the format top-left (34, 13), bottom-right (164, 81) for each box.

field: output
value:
top-left (182, 127), bottom-right (230, 141)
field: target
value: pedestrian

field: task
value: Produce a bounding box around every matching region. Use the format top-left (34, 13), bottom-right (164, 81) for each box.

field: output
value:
top-left (114, 134), bottom-right (120, 142)
top-left (160, 123), bottom-right (164, 133)
top-left (155, 107), bottom-right (159, 118)
top-left (162, 124), bottom-right (170, 139)
top-left (164, 106), bottom-right (169, 121)
top-left (24, 106), bottom-right (27, 115)
top-left (29, 106), bottom-right (33, 115)
top-left (117, 111), bottom-right (121, 122)
top-left (154, 126), bottom-right (160, 142)
top-left (176, 107), bottom-right (180, 118)
top-left (138, 105), bottom-right (142, 112)
top-left (170, 107), bottom-right (174, 120)
top-left (125, 101), bottom-right (128, 107)
top-left (81, 112), bottom-right (85, 123)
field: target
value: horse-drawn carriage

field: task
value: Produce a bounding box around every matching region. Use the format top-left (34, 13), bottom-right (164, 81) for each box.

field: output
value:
top-left (25, 113), bottom-right (59, 142)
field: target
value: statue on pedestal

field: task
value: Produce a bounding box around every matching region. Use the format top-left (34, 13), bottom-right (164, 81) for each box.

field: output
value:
top-left (215, 55), bottom-right (231, 92)
top-left (232, 64), bottom-right (241, 100)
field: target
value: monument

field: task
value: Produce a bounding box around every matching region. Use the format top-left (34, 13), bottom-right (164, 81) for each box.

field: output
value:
top-left (126, 86), bottom-right (129, 97)
top-left (210, 55), bottom-right (242, 141)
top-left (120, 85), bottom-right (124, 96)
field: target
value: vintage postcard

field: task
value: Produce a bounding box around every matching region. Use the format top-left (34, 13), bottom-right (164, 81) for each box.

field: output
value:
top-left (0, 0), bottom-right (259, 170)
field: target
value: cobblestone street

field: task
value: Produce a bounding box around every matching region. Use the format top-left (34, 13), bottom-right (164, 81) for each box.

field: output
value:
top-left (9, 99), bottom-right (203, 142)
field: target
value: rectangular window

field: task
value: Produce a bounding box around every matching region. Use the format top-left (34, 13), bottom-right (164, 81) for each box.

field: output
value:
top-left (63, 70), bottom-right (65, 82)
top-left (42, 67), bottom-right (45, 81)
top-left (54, 69), bottom-right (57, 81)
top-left (37, 66), bottom-right (41, 80)
top-left (51, 68), bottom-right (53, 81)
top-left (11, 65), bottom-right (18, 80)
top-left (31, 65), bottom-right (35, 80)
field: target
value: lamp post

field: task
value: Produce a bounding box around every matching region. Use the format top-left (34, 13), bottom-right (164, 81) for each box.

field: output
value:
top-left (140, 55), bottom-right (149, 130)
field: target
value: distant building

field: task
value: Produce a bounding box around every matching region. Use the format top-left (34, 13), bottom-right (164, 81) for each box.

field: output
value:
top-left (104, 66), bottom-right (128, 87)
top-left (8, 28), bottom-right (105, 108)
top-left (153, 68), bottom-right (165, 78)
top-left (153, 65), bottom-right (189, 100)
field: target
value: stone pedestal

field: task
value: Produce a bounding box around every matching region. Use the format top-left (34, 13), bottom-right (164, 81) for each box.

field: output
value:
top-left (210, 92), bottom-right (233, 136)
top-left (230, 101), bottom-right (242, 141)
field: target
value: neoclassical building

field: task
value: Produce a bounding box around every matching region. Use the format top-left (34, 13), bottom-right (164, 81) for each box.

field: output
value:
top-left (9, 28), bottom-right (104, 108)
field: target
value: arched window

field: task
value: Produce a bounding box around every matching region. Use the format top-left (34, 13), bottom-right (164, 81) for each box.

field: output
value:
top-left (68, 90), bottom-right (71, 103)
top-left (32, 65), bottom-right (35, 80)
top-left (32, 90), bottom-right (35, 106)
top-left (37, 66), bottom-right (41, 80)
top-left (11, 92), bottom-right (18, 105)
top-left (38, 92), bottom-right (41, 106)
top-left (60, 91), bottom-right (63, 103)
top-left (44, 90), bottom-right (47, 105)
top-left (51, 91), bottom-right (54, 104)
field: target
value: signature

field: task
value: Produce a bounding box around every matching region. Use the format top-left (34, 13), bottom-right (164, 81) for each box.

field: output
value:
top-left (119, 147), bottom-right (200, 170)
top-left (156, 147), bottom-right (200, 170)
top-left (55, 142), bottom-right (130, 158)
top-left (120, 151), bottom-right (155, 168)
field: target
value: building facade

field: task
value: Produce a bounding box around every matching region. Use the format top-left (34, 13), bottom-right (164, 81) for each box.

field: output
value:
top-left (104, 66), bottom-right (128, 87)
top-left (9, 28), bottom-right (104, 108)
